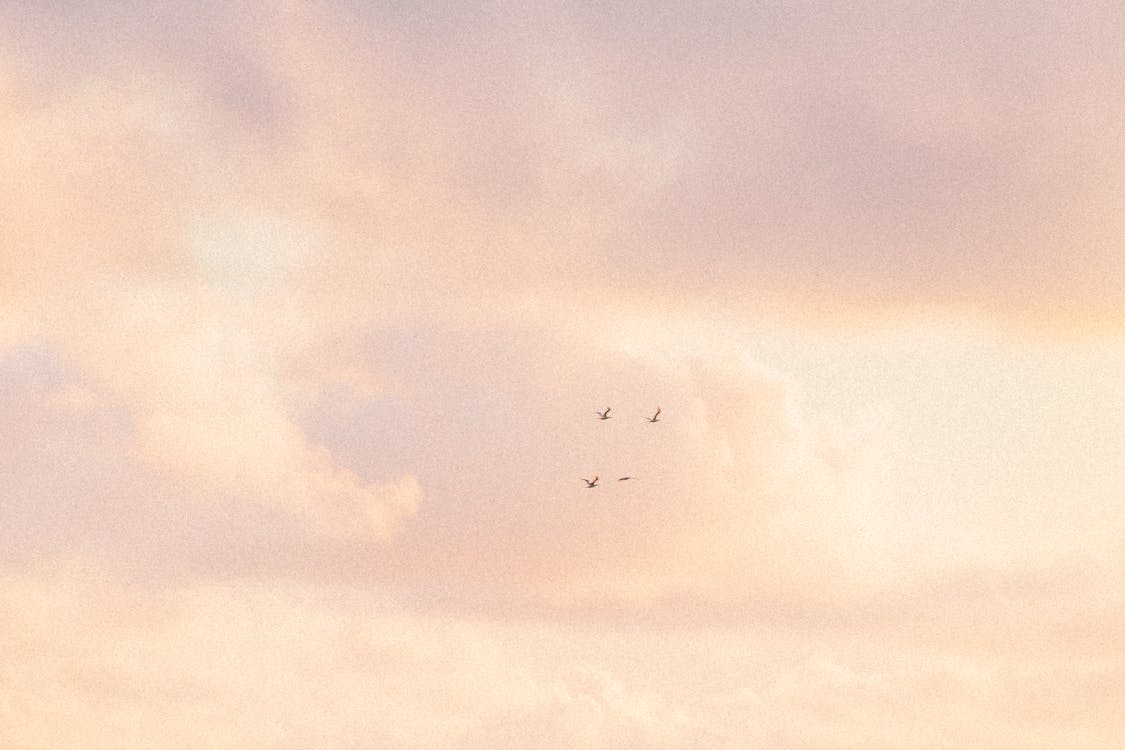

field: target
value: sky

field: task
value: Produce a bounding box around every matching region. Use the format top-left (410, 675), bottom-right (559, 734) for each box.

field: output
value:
top-left (3, 1), bottom-right (1125, 746)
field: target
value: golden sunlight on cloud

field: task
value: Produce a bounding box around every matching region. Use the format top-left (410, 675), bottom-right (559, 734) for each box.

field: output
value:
top-left (5, 1), bottom-right (1125, 746)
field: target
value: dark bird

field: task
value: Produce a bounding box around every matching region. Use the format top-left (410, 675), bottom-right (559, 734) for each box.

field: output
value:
top-left (617, 476), bottom-right (634, 481)
top-left (645, 407), bottom-right (661, 423)
top-left (582, 476), bottom-right (599, 488)
top-left (596, 407), bottom-right (612, 420)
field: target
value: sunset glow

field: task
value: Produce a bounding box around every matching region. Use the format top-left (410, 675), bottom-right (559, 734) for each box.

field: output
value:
top-left (4, 3), bottom-right (1125, 747)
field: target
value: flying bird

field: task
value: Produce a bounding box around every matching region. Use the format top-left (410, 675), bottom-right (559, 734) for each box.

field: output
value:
top-left (596, 407), bottom-right (612, 420)
top-left (645, 407), bottom-right (661, 423)
top-left (617, 476), bottom-right (634, 481)
top-left (582, 476), bottom-right (599, 488)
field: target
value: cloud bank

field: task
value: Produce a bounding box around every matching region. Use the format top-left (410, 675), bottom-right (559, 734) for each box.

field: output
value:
top-left (4, 1), bottom-right (1125, 746)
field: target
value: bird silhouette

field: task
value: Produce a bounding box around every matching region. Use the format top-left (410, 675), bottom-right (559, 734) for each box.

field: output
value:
top-left (617, 476), bottom-right (634, 481)
top-left (645, 407), bottom-right (661, 423)
top-left (582, 476), bottom-right (599, 488)
top-left (596, 407), bottom-right (612, 420)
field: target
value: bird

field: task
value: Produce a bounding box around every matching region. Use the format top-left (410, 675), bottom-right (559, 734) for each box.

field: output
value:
top-left (645, 407), bottom-right (661, 423)
top-left (617, 476), bottom-right (634, 481)
top-left (582, 476), bottom-right (599, 488)
top-left (596, 407), bottom-right (612, 420)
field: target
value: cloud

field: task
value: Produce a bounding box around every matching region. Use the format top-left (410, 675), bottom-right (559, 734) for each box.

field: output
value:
top-left (462, 666), bottom-right (704, 749)
top-left (0, 567), bottom-right (705, 749)
top-left (2, 562), bottom-right (1123, 750)
top-left (4, 4), bottom-right (1125, 745)
top-left (285, 322), bottom-right (889, 615)
top-left (3, 0), bottom-right (1121, 608)
top-left (59, 274), bottom-right (422, 540)
top-left (0, 32), bottom-right (885, 590)
top-left (0, 37), bottom-right (422, 539)
top-left (10, 0), bottom-right (1125, 332)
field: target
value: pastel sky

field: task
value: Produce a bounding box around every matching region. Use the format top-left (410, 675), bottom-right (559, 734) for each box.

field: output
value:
top-left (3, 2), bottom-right (1125, 747)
